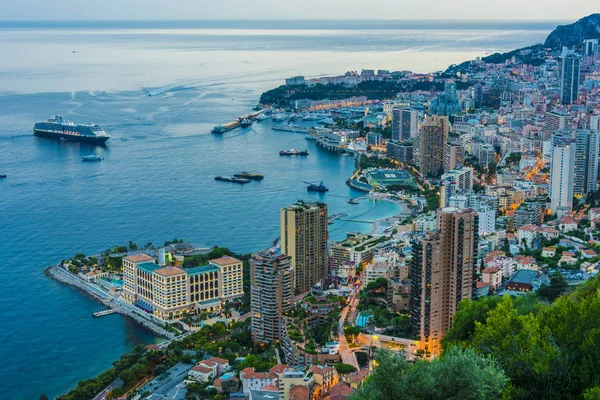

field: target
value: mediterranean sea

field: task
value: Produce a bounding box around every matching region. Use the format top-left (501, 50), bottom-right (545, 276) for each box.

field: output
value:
top-left (0, 20), bottom-right (553, 399)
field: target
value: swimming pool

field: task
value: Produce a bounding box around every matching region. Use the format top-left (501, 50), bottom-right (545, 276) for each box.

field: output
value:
top-left (220, 372), bottom-right (235, 380)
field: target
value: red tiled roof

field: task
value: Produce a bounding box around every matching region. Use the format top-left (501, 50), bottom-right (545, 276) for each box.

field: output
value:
top-left (209, 357), bottom-right (229, 365)
top-left (240, 367), bottom-right (276, 380)
top-left (331, 383), bottom-right (355, 400)
top-left (476, 282), bottom-right (489, 289)
top-left (261, 384), bottom-right (280, 392)
top-left (270, 364), bottom-right (287, 374)
top-left (289, 385), bottom-right (309, 400)
top-left (192, 366), bottom-right (212, 374)
top-left (482, 266), bottom-right (501, 274)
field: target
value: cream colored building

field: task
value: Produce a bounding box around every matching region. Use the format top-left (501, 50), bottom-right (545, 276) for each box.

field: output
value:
top-left (331, 234), bottom-right (380, 274)
top-left (121, 254), bottom-right (244, 320)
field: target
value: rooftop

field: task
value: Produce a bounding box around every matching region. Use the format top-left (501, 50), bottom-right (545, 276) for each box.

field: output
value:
top-left (210, 256), bottom-right (242, 266)
top-left (124, 254), bottom-right (154, 263)
top-left (154, 266), bottom-right (186, 277)
top-left (137, 262), bottom-right (162, 274)
top-left (508, 269), bottom-right (539, 285)
top-left (186, 264), bottom-right (220, 275)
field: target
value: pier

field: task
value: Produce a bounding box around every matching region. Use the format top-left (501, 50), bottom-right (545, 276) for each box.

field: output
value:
top-left (93, 309), bottom-right (116, 317)
top-left (328, 213), bottom-right (347, 224)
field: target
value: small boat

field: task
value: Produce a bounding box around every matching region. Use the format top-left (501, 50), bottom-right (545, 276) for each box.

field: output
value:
top-left (0, 174), bottom-right (6, 179)
top-left (233, 172), bottom-right (264, 180)
top-left (240, 118), bottom-right (252, 127)
top-left (82, 155), bottom-right (103, 161)
top-left (256, 114), bottom-right (268, 121)
top-left (280, 149), bottom-right (309, 156)
top-left (214, 176), bottom-right (251, 184)
top-left (349, 198), bottom-right (359, 204)
top-left (305, 181), bottom-right (329, 192)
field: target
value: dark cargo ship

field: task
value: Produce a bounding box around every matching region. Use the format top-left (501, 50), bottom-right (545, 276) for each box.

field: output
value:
top-left (280, 149), bottom-right (309, 156)
top-left (233, 172), bottom-right (264, 180)
top-left (33, 116), bottom-right (110, 145)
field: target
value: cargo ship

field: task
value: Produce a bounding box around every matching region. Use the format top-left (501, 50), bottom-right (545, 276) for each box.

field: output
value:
top-left (233, 172), bottom-right (264, 180)
top-left (214, 176), bottom-right (251, 184)
top-left (305, 181), bottom-right (329, 192)
top-left (212, 120), bottom-right (241, 134)
top-left (33, 116), bottom-right (110, 145)
top-left (280, 149), bottom-right (309, 156)
top-left (82, 155), bottom-right (104, 161)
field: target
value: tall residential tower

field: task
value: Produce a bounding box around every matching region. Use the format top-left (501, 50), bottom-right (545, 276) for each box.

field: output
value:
top-left (409, 208), bottom-right (478, 354)
top-left (251, 249), bottom-right (295, 343)
top-left (280, 202), bottom-right (328, 293)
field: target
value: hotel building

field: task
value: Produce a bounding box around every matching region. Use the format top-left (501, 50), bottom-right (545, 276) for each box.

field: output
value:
top-left (122, 254), bottom-right (243, 320)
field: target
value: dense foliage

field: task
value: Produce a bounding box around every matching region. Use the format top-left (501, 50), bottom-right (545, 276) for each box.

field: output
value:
top-left (443, 276), bottom-right (600, 399)
top-left (351, 347), bottom-right (508, 400)
top-left (259, 80), bottom-right (473, 107)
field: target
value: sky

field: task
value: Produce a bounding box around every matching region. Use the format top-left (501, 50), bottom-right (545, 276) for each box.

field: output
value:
top-left (1, 0), bottom-right (598, 21)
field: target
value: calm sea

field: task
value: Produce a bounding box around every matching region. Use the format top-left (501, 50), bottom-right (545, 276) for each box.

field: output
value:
top-left (0, 20), bottom-right (551, 398)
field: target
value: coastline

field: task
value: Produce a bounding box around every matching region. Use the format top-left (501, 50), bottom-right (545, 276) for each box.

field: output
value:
top-left (367, 193), bottom-right (412, 235)
top-left (45, 264), bottom-right (175, 339)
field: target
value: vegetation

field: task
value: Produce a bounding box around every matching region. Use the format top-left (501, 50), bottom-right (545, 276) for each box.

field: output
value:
top-left (538, 272), bottom-right (569, 302)
top-left (260, 80), bottom-right (474, 107)
top-left (58, 345), bottom-right (150, 400)
top-left (358, 154), bottom-right (398, 170)
top-left (442, 275), bottom-right (600, 399)
top-left (351, 347), bottom-right (508, 400)
top-left (334, 363), bottom-right (358, 375)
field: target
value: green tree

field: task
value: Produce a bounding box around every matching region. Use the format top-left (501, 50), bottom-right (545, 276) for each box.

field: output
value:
top-left (334, 363), bottom-right (358, 375)
top-left (538, 272), bottom-right (569, 302)
top-left (351, 347), bottom-right (508, 400)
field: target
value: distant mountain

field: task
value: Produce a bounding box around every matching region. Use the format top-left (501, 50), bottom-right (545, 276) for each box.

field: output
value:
top-left (447, 13), bottom-right (600, 72)
top-left (544, 13), bottom-right (600, 49)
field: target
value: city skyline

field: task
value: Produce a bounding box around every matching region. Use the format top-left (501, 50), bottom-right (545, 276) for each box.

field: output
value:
top-left (1, 0), bottom-right (598, 21)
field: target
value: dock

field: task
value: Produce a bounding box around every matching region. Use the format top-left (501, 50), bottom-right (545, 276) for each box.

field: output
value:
top-left (93, 309), bottom-right (116, 317)
top-left (328, 213), bottom-right (347, 224)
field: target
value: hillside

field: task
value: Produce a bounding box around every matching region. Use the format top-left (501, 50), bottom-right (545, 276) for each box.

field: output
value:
top-left (545, 13), bottom-right (600, 49)
top-left (446, 14), bottom-right (600, 72)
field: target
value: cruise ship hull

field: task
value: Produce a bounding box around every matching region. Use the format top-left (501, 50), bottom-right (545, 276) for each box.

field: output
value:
top-left (33, 129), bottom-right (109, 145)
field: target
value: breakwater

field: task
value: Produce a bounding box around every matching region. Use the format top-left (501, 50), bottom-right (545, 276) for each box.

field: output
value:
top-left (45, 265), bottom-right (175, 339)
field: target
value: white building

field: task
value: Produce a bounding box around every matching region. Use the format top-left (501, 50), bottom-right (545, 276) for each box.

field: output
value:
top-left (549, 137), bottom-right (576, 216)
top-left (477, 207), bottom-right (496, 236)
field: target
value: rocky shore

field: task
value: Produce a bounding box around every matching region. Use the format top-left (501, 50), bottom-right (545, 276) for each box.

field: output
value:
top-left (45, 264), bottom-right (176, 339)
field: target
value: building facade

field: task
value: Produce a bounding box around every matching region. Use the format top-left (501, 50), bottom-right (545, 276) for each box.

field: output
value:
top-left (409, 208), bottom-right (478, 354)
top-left (280, 202), bottom-right (329, 293)
top-left (574, 130), bottom-right (600, 196)
top-left (550, 136), bottom-right (576, 215)
top-left (418, 115), bottom-right (449, 177)
top-left (392, 108), bottom-right (418, 141)
top-left (443, 141), bottom-right (465, 173)
top-left (560, 50), bottom-right (580, 105)
top-left (251, 249), bottom-right (295, 343)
